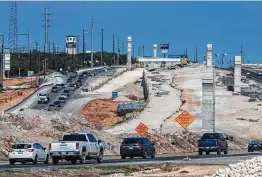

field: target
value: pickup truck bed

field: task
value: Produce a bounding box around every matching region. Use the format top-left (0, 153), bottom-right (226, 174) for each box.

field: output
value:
top-left (49, 133), bottom-right (104, 165)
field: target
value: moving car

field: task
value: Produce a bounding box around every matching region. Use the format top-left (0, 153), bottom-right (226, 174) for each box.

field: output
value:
top-left (58, 96), bottom-right (66, 103)
top-left (120, 137), bottom-right (155, 159)
top-left (69, 84), bottom-right (76, 91)
top-left (51, 86), bottom-right (59, 92)
top-left (56, 84), bottom-right (63, 90)
top-left (8, 142), bottom-right (49, 165)
top-left (248, 141), bottom-right (262, 152)
top-left (62, 89), bottom-right (70, 97)
top-left (61, 93), bottom-right (68, 99)
top-left (67, 78), bottom-right (72, 83)
top-left (49, 133), bottom-right (104, 165)
top-left (53, 101), bottom-right (61, 107)
top-left (37, 93), bottom-right (50, 104)
top-left (198, 133), bottom-right (228, 155)
top-left (47, 104), bottom-right (58, 111)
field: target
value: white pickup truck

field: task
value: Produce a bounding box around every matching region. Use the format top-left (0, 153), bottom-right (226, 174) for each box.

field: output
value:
top-left (49, 133), bottom-right (104, 165)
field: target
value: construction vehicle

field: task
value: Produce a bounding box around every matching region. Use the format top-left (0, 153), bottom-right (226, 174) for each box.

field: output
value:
top-left (180, 58), bottom-right (188, 65)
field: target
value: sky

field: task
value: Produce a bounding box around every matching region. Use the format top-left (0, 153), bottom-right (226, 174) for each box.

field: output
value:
top-left (0, 1), bottom-right (262, 65)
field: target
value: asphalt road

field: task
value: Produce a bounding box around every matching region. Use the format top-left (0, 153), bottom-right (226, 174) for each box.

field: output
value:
top-left (31, 68), bottom-right (115, 111)
top-left (2, 150), bottom-right (262, 171)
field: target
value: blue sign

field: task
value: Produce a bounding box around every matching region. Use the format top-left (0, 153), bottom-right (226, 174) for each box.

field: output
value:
top-left (160, 43), bottom-right (169, 50)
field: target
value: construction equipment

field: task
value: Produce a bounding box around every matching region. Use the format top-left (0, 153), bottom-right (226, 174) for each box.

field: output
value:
top-left (180, 58), bottom-right (188, 65)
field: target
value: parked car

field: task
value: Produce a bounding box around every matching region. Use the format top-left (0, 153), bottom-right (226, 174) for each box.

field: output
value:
top-left (47, 104), bottom-right (58, 111)
top-left (198, 133), bottom-right (228, 155)
top-left (62, 89), bottom-right (70, 97)
top-left (51, 86), bottom-right (59, 92)
top-left (58, 96), bottom-right (66, 103)
top-left (49, 133), bottom-right (104, 165)
top-left (67, 78), bottom-right (72, 83)
top-left (61, 84), bottom-right (66, 89)
top-left (120, 137), bottom-right (155, 159)
top-left (248, 140), bottom-right (262, 152)
top-left (8, 142), bottom-right (49, 165)
top-left (53, 101), bottom-right (61, 107)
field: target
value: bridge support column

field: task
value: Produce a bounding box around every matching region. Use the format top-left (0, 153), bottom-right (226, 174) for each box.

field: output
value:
top-left (202, 68), bottom-right (216, 133)
top-left (206, 44), bottom-right (213, 68)
top-left (234, 56), bottom-right (242, 93)
top-left (127, 36), bottom-right (132, 70)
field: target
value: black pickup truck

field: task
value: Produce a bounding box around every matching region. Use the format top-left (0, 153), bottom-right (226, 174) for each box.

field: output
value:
top-left (198, 133), bottom-right (228, 155)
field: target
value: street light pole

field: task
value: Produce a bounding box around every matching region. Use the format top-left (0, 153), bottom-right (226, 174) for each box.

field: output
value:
top-left (90, 17), bottom-right (95, 68)
top-left (0, 35), bottom-right (4, 90)
top-left (101, 28), bottom-right (103, 66)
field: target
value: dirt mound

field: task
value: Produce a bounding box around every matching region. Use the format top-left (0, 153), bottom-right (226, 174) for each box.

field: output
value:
top-left (0, 89), bottom-right (35, 111)
top-left (81, 98), bottom-right (126, 128)
top-left (126, 94), bottom-right (142, 101)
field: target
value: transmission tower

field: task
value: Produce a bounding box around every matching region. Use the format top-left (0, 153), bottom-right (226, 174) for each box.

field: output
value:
top-left (43, 7), bottom-right (50, 53)
top-left (8, 1), bottom-right (18, 52)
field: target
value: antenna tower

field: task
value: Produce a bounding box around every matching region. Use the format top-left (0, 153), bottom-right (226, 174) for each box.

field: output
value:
top-left (8, 1), bottom-right (18, 52)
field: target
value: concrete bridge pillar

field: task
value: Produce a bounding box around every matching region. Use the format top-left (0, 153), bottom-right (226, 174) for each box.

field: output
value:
top-left (206, 44), bottom-right (213, 68)
top-left (127, 36), bottom-right (132, 70)
top-left (234, 56), bottom-right (242, 93)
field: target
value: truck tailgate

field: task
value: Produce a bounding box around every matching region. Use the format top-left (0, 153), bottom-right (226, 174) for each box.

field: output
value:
top-left (51, 142), bottom-right (77, 151)
top-left (199, 139), bottom-right (217, 147)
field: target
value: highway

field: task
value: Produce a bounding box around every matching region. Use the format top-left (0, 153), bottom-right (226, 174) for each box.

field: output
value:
top-left (1, 150), bottom-right (262, 171)
top-left (30, 68), bottom-right (115, 111)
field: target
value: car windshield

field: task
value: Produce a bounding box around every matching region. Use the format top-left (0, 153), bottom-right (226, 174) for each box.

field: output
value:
top-left (64, 90), bottom-right (69, 93)
top-left (62, 134), bottom-right (87, 141)
top-left (251, 141), bottom-right (261, 144)
top-left (12, 144), bottom-right (32, 149)
top-left (54, 101), bottom-right (59, 104)
top-left (39, 93), bottom-right (46, 96)
top-left (49, 104), bottom-right (55, 107)
top-left (123, 138), bottom-right (141, 144)
top-left (52, 86), bottom-right (57, 89)
top-left (59, 97), bottom-right (65, 100)
top-left (201, 133), bottom-right (220, 139)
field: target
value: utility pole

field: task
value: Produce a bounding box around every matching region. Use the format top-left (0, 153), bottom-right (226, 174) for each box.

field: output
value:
top-left (0, 35), bottom-right (4, 90)
top-left (138, 46), bottom-right (141, 56)
top-left (52, 41), bottom-right (55, 69)
top-left (117, 38), bottom-right (120, 65)
top-left (122, 43), bottom-right (124, 55)
top-left (196, 46), bottom-right (198, 63)
top-left (142, 45), bottom-right (145, 57)
top-left (113, 32), bottom-right (115, 66)
top-left (132, 47), bottom-right (135, 59)
top-left (241, 42), bottom-right (245, 64)
top-left (82, 28), bottom-right (86, 68)
top-left (101, 28), bottom-right (103, 66)
top-left (90, 17), bottom-right (95, 68)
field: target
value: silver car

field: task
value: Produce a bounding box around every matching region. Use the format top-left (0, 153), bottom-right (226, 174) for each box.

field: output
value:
top-left (8, 142), bottom-right (49, 165)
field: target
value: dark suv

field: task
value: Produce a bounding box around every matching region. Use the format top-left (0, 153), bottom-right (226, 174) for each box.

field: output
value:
top-left (120, 137), bottom-right (155, 159)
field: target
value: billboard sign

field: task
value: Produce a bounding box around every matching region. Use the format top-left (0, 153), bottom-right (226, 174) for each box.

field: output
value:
top-left (4, 49), bottom-right (11, 71)
top-left (160, 43), bottom-right (169, 50)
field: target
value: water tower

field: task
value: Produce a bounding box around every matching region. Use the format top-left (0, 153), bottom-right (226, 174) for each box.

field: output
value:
top-left (66, 35), bottom-right (77, 55)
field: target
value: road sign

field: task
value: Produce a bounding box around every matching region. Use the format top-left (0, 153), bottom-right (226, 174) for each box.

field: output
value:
top-left (135, 122), bottom-right (149, 136)
top-left (175, 110), bottom-right (195, 129)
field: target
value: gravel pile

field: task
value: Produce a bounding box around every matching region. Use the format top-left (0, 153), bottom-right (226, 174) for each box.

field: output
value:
top-left (206, 156), bottom-right (262, 177)
top-left (0, 109), bottom-right (122, 159)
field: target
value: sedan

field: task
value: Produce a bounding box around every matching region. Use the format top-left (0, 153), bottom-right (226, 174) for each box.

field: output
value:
top-left (53, 101), bottom-right (61, 107)
top-left (8, 142), bottom-right (49, 165)
top-left (58, 96), bottom-right (66, 103)
top-left (47, 104), bottom-right (58, 111)
top-left (248, 141), bottom-right (262, 152)
top-left (60, 93), bottom-right (68, 99)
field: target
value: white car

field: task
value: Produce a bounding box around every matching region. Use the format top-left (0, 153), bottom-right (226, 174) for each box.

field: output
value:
top-left (61, 93), bottom-right (68, 99)
top-left (8, 142), bottom-right (49, 165)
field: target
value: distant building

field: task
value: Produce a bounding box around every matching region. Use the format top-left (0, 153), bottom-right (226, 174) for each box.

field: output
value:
top-left (86, 50), bottom-right (97, 54)
top-left (66, 35), bottom-right (77, 55)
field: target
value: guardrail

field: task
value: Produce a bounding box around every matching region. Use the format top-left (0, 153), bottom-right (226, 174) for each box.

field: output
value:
top-left (4, 82), bottom-right (55, 113)
top-left (122, 69), bottom-right (150, 121)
